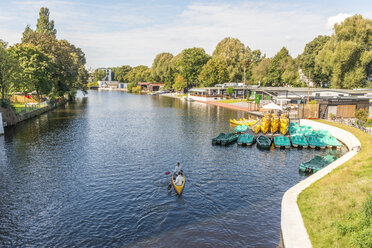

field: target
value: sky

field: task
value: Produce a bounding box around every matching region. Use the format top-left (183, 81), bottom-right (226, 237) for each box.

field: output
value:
top-left (0, 0), bottom-right (371, 69)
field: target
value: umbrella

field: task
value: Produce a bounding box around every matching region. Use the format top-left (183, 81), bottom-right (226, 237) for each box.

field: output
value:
top-left (262, 102), bottom-right (282, 110)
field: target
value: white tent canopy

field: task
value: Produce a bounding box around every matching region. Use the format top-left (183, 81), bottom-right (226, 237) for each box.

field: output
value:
top-left (262, 102), bottom-right (282, 110)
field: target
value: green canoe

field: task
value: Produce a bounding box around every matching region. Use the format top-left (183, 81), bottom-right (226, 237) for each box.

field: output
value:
top-left (256, 135), bottom-right (271, 149)
top-left (299, 155), bottom-right (337, 173)
top-left (212, 133), bottom-right (225, 145)
top-left (274, 135), bottom-right (291, 148)
top-left (220, 132), bottom-right (239, 146)
top-left (237, 133), bottom-right (254, 146)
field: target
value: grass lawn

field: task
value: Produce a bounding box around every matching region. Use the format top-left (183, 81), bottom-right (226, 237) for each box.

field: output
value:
top-left (216, 99), bottom-right (247, 103)
top-left (11, 103), bottom-right (42, 114)
top-left (298, 120), bottom-right (372, 247)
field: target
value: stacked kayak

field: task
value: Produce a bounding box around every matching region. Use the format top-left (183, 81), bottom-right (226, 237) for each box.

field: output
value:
top-left (212, 133), bottom-right (226, 145)
top-left (261, 116), bottom-right (270, 134)
top-left (274, 135), bottom-right (291, 148)
top-left (234, 125), bottom-right (248, 133)
top-left (237, 133), bottom-right (255, 146)
top-left (299, 155), bottom-right (337, 173)
top-left (291, 134), bottom-right (309, 148)
top-left (289, 123), bottom-right (301, 135)
top-left (270, 115), bottom-right (279, 134)
top-left (252, 124), bottom-right (261, 134)
top-left (256, 135), bottom-right (271, 149)
top-left (316, 129), bottom-right (330, 138)
top-left (220, 132), bottom-right (238, 146)
top-left (280, 115), bottom-right (289, 135)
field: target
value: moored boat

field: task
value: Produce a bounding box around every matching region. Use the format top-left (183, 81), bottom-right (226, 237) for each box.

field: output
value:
top-left (220, 132), bottom-right (239, 146)
top-left (172, 172), bottom-right (185, 195)
top-left (237, 133), bottom-right (255, 146)
top-left (299, 155), bottom-right (337, 173)
top-left (306, 134), bottom-right (326, 149)
top-left (256, 135), bottom-right (271, 149)
top-left (234, 125), bottom-right (248, 133)
top-left (290, 134), bottom-right (309, 148)
top-left (212, 133), bottom-right (225, 145)
top-left (274, 135), bottom-right (291, 148)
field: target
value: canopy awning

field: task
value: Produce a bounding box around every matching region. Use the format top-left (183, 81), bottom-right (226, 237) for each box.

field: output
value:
top-left (262, 102), bottom-right (282, 110)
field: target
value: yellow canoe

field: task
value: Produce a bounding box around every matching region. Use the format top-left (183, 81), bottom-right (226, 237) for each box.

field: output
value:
top-left (252, 124), bottom-right (261, 134)
top-left (172, 172), bottom-right (185, 195)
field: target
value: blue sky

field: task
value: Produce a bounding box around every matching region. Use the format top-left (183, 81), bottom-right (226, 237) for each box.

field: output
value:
top-left (0, 0), bottom-right (371, 68)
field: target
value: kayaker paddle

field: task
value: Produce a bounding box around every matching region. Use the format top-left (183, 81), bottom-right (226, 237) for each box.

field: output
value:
top-left (168, 183), bottom-right (172, 190)
top-left (165, 171), bottom-right (170, 175)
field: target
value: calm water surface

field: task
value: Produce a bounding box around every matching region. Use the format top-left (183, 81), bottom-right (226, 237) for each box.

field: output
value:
top-left (0, 91), bottom-right (345, 247)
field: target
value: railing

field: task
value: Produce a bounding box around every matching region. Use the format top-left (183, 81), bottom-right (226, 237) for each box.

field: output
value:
top-left (15, 101), bottom-right (49, 115)
top-left (333, 118), bottom-right (372, 135)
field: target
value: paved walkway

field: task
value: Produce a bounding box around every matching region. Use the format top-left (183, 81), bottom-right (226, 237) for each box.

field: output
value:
top-left (195, 100), bottom-right (264, 117)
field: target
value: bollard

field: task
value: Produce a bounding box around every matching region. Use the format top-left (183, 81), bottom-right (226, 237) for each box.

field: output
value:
top-left (0, 113), bottom-right (4, 135)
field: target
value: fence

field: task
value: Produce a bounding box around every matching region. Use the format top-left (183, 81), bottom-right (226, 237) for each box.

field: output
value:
top-left (298, 104), bottom-right (319, 119)
top-left (15, 101), bottom-right (49, 115)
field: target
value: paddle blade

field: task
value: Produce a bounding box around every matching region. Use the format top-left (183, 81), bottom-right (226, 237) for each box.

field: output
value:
top-left (168, 184), bottom-right (172, 190)
top-left (165, 171), bottom-right (170, 175)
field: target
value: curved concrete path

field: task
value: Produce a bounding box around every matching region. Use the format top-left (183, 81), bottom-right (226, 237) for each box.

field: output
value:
top-left (281, 119), bottom-right (361, 248)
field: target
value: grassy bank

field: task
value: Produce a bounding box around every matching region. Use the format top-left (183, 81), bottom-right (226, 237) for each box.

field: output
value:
top-left (298, 120), bottom-right (372, 247)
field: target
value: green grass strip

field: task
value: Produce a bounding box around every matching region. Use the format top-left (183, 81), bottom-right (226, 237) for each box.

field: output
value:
top-left (298, 120), bottom-right (372, 247)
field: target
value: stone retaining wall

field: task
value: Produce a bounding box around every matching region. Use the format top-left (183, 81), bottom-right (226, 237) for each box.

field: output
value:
top-left (280, 119), bottom-right (361, 248)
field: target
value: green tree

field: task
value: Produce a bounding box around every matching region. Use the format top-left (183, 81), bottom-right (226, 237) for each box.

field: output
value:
top-left (178, 47), bottom-right (210, 88)
top-left (198, 58), bottom-right (229, 87)
top-left (251, 58), bottom-right (271, 85)
top-left (8, 43), bottom-right (53, 97)
top-left (226, 87), bottom-right (234, 96)
top-left (316, 15), bottom-right (372, 89)
top-left (114, 65), bottom-right (132, 82)
top-left (125, 65), bottom-right (149, 83)
top-left (297, 35), bottom-right (330, 85)
top-left (36, 7), bottom-right (57, 36)
top-left (266, 47), bottom-right (298, 86)
top-left (0, 40), bottom-right (20, 103)
top-left (173, 74), bottom-right (187, 91)
top-left (212, 37), bottom-right (251, 82)
top-left (151, 52), bottom-right (173, 82)
top-left (93, 69), bottom-right (107, 82)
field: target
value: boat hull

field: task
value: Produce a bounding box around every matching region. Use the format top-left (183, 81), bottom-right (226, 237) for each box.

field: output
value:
top-left (172, 172), bottom-right (185, 195)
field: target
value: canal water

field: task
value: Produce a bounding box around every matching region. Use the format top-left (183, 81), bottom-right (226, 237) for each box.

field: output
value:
top-left (0, 91), bottom-right (345, 247)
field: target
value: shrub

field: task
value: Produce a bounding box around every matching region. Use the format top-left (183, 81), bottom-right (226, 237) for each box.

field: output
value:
top-left (355, 109), bottom-right (369, 122)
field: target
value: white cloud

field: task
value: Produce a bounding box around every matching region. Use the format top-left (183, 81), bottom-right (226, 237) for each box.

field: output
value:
top-left (326, 13), bottom-right (352, 29)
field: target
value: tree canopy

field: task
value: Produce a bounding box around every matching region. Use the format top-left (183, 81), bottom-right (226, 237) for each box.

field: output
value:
top-left (151, 52), bottom-right (173, 82)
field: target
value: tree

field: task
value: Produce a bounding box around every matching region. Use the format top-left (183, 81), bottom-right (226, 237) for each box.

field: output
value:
top-left (173, 74), bottom-right (187, 91)
top-left (251, 58), bottom-right (271, 85)
top-left (0, 40), bottom-right (20, 103)
top-left (226, 87), bottom-right (234, 96)
top-left (266, 47), bottom-right (298, 86)
top-left (36, 7), bottom-right (57, 37)
top-left (125, 65), bottom-right (150, 83)
top-left (114, 65), bottom-right (132, 82)
top-left (151, 52), bottom-right (173, 82)
top-left (178, 47), bottom-right (210, 88)
top-left (297, 35), bottom-right (330, 85)
top-left (198, 58), bottom-right (229, 87)
top-left (212, 37), bottom-right (251, 82)
top-left (316, 15), bottom-right (372, 89)
top-left (8, 43), bottom-right (53, 97)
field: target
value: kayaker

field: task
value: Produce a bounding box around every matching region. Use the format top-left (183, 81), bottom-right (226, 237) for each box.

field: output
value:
top-left (175, 174), bottom-right (183, 186)
top-left (174, 162), bottom-right (182, 175)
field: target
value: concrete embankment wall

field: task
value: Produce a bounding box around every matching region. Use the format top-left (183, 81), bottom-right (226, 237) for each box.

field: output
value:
top-left (281, 119), bottom-right (361, 248)
top-left (1, 104), bottom-right (56, 130)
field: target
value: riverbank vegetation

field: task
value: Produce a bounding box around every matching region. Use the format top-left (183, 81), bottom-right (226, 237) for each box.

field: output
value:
top-left (298, 120), bottom-right (372, 247)
top-left (103, 14), bottom-right (371, 92)
top-left (0, 7), bottom-right (88, 107)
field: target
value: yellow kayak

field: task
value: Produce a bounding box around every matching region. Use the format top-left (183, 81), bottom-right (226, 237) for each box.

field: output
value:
top-left (172, 172), bottom-right (185, 195)
top-left (252, 124), bottom-right (261, 134)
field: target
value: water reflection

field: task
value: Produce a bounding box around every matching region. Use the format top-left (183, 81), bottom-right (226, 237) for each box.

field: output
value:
top-left (0, 91), bottom-right (345, 247)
